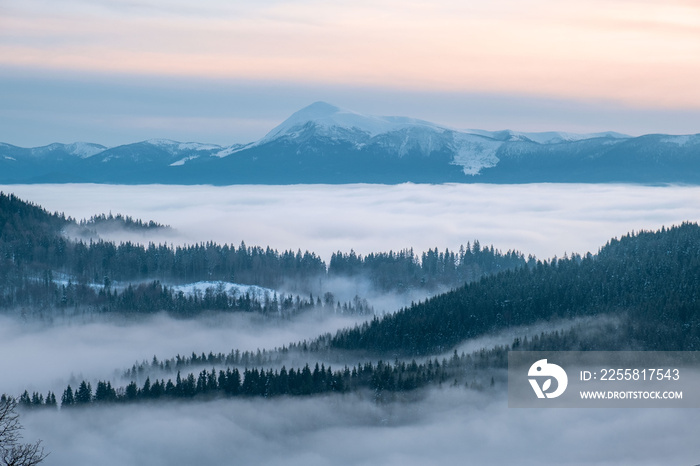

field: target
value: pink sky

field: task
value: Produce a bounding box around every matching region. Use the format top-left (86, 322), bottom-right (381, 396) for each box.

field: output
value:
top-left (1, 0), bottom-right (699, 145)
top-left (4, 0), bottom-right (700, 106)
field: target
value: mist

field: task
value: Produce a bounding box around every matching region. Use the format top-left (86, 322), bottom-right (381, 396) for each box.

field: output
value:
top-left (2, 182), bottom-right (699, 465)
top-left (0, 312), bottom-right (368, 397)
top-left (443, 314), bottom-right (622, 360)
top-left (3, 183), bottom-right (700, 261)
top-left (61, 220), bottom-right (179, 245)
top-left (19, 388), bottom-right (700, 466)
top-left (299, 274), bottom-right (452, 315)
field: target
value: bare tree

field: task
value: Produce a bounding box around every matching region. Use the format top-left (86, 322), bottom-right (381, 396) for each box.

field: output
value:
top-left (0, 397), bottom-right (47, 466)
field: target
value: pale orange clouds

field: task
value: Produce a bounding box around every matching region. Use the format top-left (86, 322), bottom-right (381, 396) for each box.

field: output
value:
top-left (2, 0), bottom-right (699, 107)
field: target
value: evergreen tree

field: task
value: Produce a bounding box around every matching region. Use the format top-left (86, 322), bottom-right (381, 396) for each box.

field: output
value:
top-left (60, 386), bottom-right (74, 408)
top-left (75, 381), bottom-right (92, 404)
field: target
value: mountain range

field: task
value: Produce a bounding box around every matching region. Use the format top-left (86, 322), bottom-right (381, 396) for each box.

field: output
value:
top-left (2, 101), bottom-right (699, 184)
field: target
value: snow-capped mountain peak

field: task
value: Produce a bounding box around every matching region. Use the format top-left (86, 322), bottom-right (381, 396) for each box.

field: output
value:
top-left (2, 102), bottom-right (698, 185)
top-left (258, 101), bottom-right (444, 144)
top-left (255, 102), bottom-right (501, 175)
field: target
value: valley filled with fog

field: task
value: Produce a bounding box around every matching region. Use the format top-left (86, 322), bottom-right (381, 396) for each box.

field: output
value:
top-left (19, 389), bottom-right (699, 466)
top-left (5, 183), bottom-right (700, 261)
top-left (2, 182), bottom-right (700, 465)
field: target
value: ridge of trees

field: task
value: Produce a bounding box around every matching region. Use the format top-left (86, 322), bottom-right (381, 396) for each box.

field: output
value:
top-left (10, 224), bottom-right (700, 408)
top-left (50, 354), bottom-right (503, 407)
top-left (329, 223), bottom-right (700, 355)
top-left (21, 318), bottom-right (648, 409)
top-left (10, 280), bottom-right (373, 319)
top-left (0, 192), bottom-right (527, 317)
top-left (78, 213), bottom-right (168, 231)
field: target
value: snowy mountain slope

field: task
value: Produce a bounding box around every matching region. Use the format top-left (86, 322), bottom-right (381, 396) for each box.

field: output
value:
top-left (28, 142), bottom-right (109, 158)
top-left (247, 102), bottom-right (508, 176)
top-left (0, 142), bottom-right (109, 183)
top-left (450, 133), bottom-right (502, 175)
top-left (93, 140), bottom-right (223, 164)
top-left (1, 102), bottom-right (699, 184)
top-left (466, 129), bottom-right (629, 144)
top-left (0, 142), bottom-right (107, 160)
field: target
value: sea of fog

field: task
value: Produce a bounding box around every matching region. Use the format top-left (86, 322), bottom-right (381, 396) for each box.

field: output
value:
top-left (20, 389), bottom-right (700, 466)
top-left (0, 312), bottom-right (370, 396)
top-left (2, 183), bottom-right (700, 465)
top-left (3, 183), bottom-right (700, 261)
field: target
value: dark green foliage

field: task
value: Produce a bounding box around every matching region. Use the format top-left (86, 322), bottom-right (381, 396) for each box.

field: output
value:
top-left (38, 313), bottom-right (679, 409)
top-left (60, 386), bottom-right (74, 407)
top-left (94, 381), bottom-right (117, 403)
top-left (18, 392), bottom-right (31, 409)
top-left (329, 244), bottom-right (525, 291)
top-left (58, 353), bottom-right (503, 407)
top-left (75, 381), bottom-right (92, 404)
top-left (10, 195), bottom-right (700, 408)
top-left (0, 192), bottom-right (523, 316)
top-left (18, 391), bottom-right (57, 410)
top-left (78, 213), bottom-right (168, 231)
top-left (0, 193), bottom-right (327, 310)
top-left (45, 392), bottom-right (57, 408)
top-left (330, 223), bottom-right (700, 355)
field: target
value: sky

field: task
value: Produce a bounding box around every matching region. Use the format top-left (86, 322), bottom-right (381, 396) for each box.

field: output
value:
top-left (2, 0), bottom-right (700, 147)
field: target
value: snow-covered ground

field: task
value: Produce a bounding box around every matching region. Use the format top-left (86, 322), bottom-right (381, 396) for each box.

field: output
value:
top-left (48, 278), bottom-right (277, 302)
top-left (169, 281), bottom-right (274, 300)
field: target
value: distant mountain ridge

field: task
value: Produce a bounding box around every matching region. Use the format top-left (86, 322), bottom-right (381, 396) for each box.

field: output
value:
top-left (2, 101), bottom-right (699, 184)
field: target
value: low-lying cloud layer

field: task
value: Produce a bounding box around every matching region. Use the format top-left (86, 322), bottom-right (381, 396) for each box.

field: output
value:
top-left (3, 183), bottom-right (699, 465)
top-left (20, 388), bottom-right (700, 466)
top-left (3, 183), bottom-right (700, 261)
top-left (0, 312), bottom-right (367, 396)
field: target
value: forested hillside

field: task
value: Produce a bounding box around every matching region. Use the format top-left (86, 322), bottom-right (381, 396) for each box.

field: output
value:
top-left (36, 224), bottom-right (699, 408)
top-left (7, 193), bottom-right (700, 407)
top-left (330, 223), bottom-right (700, 355)
top-left (0, 192), bottom-right (523, 316)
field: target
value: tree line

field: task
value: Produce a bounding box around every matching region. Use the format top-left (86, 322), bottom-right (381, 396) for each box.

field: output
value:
top-left (78, 212), bottom-right (168, 230)
top-left (17, 317), bottom-right (666, 411)
top-left (0, 192), bottom-right (526, 315)
top-left (329, 223), bottom-right (700, 355)
top-left (30, 351), bottom-right (504, 409)
top-left (4, 278), bottom-right (377, 319)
